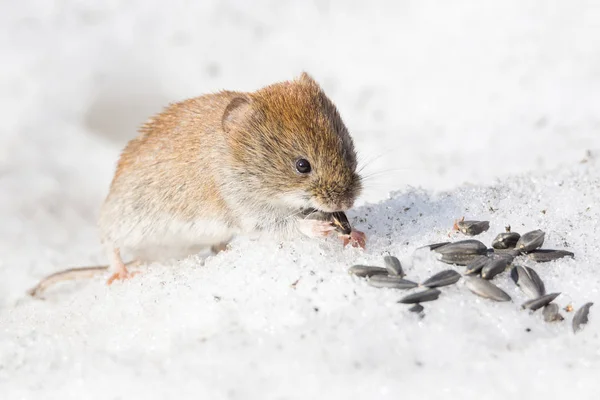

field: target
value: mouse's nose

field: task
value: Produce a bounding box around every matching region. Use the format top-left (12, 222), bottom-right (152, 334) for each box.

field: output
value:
top-left (319, 199), bottom-right (354, 213)
top-left (337, 199), bottom-right (354, 211)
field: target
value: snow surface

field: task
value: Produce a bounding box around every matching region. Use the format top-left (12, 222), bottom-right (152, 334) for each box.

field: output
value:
top-left (1, 1), bottom-right (600, 399)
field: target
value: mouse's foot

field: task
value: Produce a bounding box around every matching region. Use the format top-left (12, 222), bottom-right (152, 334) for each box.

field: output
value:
top-left (210, 242), bottom-right (230, 254)
top-left (297, 219), bottom-right (337, 238)
top-left (106, 248), bottom-right (140, 285)
top-left (107, 270), bottom-right (140, 285)
top-left (341, 230), bottom-right (367, 249)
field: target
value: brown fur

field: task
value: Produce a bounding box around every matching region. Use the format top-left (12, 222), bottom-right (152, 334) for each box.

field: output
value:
top-left (98, 72), bottom-right (361, 255)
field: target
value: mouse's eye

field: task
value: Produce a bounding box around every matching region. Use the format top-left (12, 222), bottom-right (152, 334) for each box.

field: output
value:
top-left (295, 158), bottom-right (312, 174)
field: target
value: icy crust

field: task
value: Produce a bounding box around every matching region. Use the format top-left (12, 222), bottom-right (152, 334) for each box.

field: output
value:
top-left (1, 161), bottom-right (599, 399)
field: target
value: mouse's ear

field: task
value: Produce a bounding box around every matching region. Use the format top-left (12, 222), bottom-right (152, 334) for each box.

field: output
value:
top-left (222, 96), bottom-right (252, 133)
top-left (298, 72), bottom-right (320, 88)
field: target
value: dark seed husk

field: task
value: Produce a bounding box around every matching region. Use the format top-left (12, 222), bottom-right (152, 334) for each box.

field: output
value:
top-left (543, 304), bottom-right (564, 322)
top-left (409, 304), bottom-right (425, 313)
top-left (521, 293), bottom-right (560, 311)
top-left (434, 240), bottom-right (488, 255)
top-left (434, 240), bottom-right (488, 265)
top-left (331, 211), bottom-right (352, 235)
top-left (465, 255), bottom-right (490, 275)
top-left (368, 275), bottom-right (419, 289)
top-left (421, 270), bottom-right (461, 288)
top-left (526, 267), bottom-right (546, 296)
top-left (493, 251), bottom-right (516, 264)
top-left (573, 302), bottom-right (594, 333)
top-left (492, 232), bottom-right (521, 249)
top-left (527, 249), bottom-right (575, 263)
top-left (481, 257), bottom-right (510, 280)
top-left (383, 256), bottom-right (404, 277)
top-left (398, 289), bottom-right (441, 304)
top-left (515, 230), bottom-right (545, 253)
top-left (420, 242), bottom-right (451, 251)
top-left (348, 265), bottom-right (388, 278)
top-left (438, 253), bottom-right (488, 266)
top-left (510, 266), bottom-right (544, 299)
top-left (457, 220), bottom-right (490, 236)
top-left (302, 209), bottom-right (352, 235)
top-left (465, 277), bottom-right (511, 302)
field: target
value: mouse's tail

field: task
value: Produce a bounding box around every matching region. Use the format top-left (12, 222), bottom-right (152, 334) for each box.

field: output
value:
top-left (27, 261), bottom-right (139, 298)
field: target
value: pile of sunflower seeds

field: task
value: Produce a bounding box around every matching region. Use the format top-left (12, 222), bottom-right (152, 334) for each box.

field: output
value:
top-left (349, 221), bottom-right (593, 333)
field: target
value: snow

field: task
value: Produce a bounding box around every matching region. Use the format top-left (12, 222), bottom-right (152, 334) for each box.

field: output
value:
top-left (1, 1), bottom-right (600, 399)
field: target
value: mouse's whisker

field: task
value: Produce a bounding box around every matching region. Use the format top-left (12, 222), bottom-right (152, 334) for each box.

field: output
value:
top-left (356, 144), bottom-right (408, 174)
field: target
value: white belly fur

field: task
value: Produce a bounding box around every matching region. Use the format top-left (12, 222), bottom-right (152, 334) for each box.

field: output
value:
top-left (116, 215), bottom-right (237, 260)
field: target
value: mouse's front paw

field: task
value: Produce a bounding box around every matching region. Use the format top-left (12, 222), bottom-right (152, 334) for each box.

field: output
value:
top-left (341, 230), bottom-right (367, 249)
top-left (297, 219), bottom-right (337, 238)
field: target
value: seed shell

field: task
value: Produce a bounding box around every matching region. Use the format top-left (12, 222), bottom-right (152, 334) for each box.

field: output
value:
top-left (491, 232), bottom-right (521, 249)
top-left (409, 304), bottom-right (425, 313)
top-left (481, 257), bottom-right (510, 280)
top-left (465, 255), bottom-right (490, 275)
top-left (368, 275), bottom-right (419, 289)
top-left (434, 240), bottom-right (488, 265)
top-left (348, 265), bottom-right (388, 278)
top-left (543, 304), bottom-right (564, 322)
top-left (383, 256), bottom-right (404, 277)
top-left (331, 211), bottom-right (352, 235)
top-left (465, 277), bottom-right (511, 302)
top-left (510, 266), bottom-right (544, 299)
top-left (398, 289), bottom-right (441, 304)
top-left (515, 229), bottom-right (545, 253)
top-left (525, 267), bottom-right (546, 296)
top-left (420, 242), bottom-right (451, 251)
top-left (521, 293), bottom-right (560, 311)
top-left (421, 270), bottom-right (461, 288)
top-left (573, 302), bottom-right (594, 333)
top-left (527, 249), bottom-right (575, 263)
top-left (456, 220), bottom-right (490, 236)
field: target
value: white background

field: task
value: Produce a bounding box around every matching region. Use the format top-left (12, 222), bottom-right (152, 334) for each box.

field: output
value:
top-left (1, 1), bottom-right (600, 399)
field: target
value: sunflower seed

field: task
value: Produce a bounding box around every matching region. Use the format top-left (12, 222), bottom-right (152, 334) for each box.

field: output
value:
top-left (465, 276), bottom-right (511, 302)
top-left (481, 257), bottom-right (510, 280)
top-left (465, 255), bottom-right (490, 275)
top-left (368, 275), bottom-right (419, 289)
top-left (573, 302), bottom-right (594, 333)
top-left (510, 266), bottom-right (544, 299)
top-left (421, 270), bottom-right (461, 288)
top-left (302, 209), bottom-right (352, 235)
top-left (421, 242), bottom-right (451, 251)
top-left (348, 265), bottom-right (388, 278)
top-left (525, 267), bottom-right (546, 296)
top-left (456, 219), bottom-right (490, 236)
top-left (515, 230), bottom-right (545, 253)
top-left (331, 211), bottom-right (352, 235)
top-left (527, 249), bottom-right (575, 263)
top-left (543, 304), bottom-right (564, 322)
top-left (491, 232), bottom-right (521, 249)
top-left (383, 256), bottom-right (404, 277)
top-left (398, 289), bottom-right (441, 304)
top-left (521, 293), bottom-right (560, 311)
top-left (409, 304), bottom-right (425, 313)
top-left (434, 240), bottom-right (488, 265)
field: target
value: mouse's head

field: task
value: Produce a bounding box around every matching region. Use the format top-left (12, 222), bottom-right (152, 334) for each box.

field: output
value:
top-left (222, 72), bottom-right (362, 213)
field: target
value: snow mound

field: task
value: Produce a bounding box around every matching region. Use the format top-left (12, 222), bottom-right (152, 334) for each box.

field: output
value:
top-left (2, 1), bottom-right (600, 398)
top-left (1, 160), bottom-right (599, 399)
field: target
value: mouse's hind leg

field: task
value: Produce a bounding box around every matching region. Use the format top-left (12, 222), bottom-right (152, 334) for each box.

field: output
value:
top-left (210, 241), bottom-right (230, 254)
top-left (106, 248), bottom-right (140, 285)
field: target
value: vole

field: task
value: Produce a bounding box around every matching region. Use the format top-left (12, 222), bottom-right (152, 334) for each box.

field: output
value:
top-left (29, 72), bottom-right (365, 296)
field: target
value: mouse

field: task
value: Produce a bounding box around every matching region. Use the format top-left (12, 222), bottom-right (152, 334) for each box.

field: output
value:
top-left (28, 72), bottom-right (366, 296)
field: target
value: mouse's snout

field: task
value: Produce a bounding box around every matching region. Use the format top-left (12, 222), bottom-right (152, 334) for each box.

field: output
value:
top-left (316, 199), bottom-right (354, 213)
top-left (311, 173), bottom-right (362, 212)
